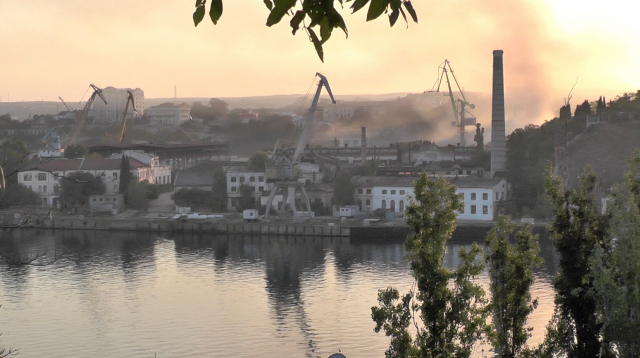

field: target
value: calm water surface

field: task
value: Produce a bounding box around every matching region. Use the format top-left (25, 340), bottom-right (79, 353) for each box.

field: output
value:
top-left (0, 229), bottom-right (558, 358)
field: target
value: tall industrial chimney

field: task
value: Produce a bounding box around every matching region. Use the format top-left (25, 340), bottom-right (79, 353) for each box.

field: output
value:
top-left (491, 50), bottom-right (506, 177)
top-left (361, 127), bottom-right (367, 165)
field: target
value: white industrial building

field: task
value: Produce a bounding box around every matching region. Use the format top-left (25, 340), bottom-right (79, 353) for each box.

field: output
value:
top-left (352, 175), bottom-right (507, 221)
top-left (17, 156), bottom-right (170, 207)
top-left (226, 170), bottom-right (267, 210)
top-left (93, 87), bottom-right (144, 124)
top-left (147, 102), bottom-right (191, 126)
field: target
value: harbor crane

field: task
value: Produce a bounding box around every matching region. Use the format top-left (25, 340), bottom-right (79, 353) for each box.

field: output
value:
top-left (429, 60), bottom-right (477, 146)
top-left (115, 90), bottom-right (140, 145)
top-left (58, 96), bottom-right (76, 113)
top-left (69, 84), bottom-right (107, 145)
top-left (265, 73), bottom-right (336, 219)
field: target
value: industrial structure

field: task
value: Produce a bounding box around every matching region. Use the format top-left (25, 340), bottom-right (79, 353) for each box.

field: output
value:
top-left (490, 50), bottom-right (507, 177)
top-left (265, 73), bottom-right (336, 218)
top-left (429, 60), bottom-right (477, 147)
top-left (69, 84), bottom-right (108, 145)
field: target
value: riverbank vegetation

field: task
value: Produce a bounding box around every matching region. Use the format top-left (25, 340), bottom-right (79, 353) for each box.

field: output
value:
top-left (373, 150), bottom-right (640, 358)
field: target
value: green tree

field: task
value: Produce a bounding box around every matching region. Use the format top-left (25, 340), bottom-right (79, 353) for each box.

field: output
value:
top-left (119, 155), bottom-right (131, 195)
top-left (0, 183), bottom-right (40, 208)
top-left (126, 179), bottom-right (149, 211)
top-left (333, 172), bottom-right (355, 206)
top-left (236, 183), bottom-right (255, 212)
top-left (543, 163), bottom-right (608, 358)
top-left (192, 0), bottom-right (418, 62)
top-left (172, 188), bottom-right (212, 209)
top-left (485, 215), bottom-right (543, 358)
top-left (247, 151), bottom-right (270, 171)
top-left (59, 172), bottom-right (106, 207)
top-left (371, 174), bottom-right (489, 358)
top-left (211, 167), bottom-right (227, 212)
top-left (591, 151), bottom-right (640, 357)
top-left (63, 144), bottom-right (89, 159)
top-left (0, 139), bottom-right (31, 185)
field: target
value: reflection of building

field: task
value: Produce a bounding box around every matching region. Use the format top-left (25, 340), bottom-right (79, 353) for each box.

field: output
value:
top-left (93, 87), bottom-right (144, 124)
top-left (147, 102), bottom-right (191, 126)
top-left (352, 176), bottom-right (507, 220)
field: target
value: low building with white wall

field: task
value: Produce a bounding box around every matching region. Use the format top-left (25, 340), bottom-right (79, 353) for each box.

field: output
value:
top-left (147, 102), bottom-right (191, 126)
top-left (351, 175), bottom-right (507, 220)
top-left (17, 157), bottom-right (171, 207)
top-left (226, 170), bottom-right (267, 210)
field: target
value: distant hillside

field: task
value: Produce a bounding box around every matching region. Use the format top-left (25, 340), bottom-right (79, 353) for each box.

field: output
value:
top-left (568, 120), bottom-right (640, 189)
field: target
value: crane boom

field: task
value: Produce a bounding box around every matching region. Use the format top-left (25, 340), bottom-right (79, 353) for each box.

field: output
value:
top-left (430, 60), bottom-right (476, 146)
top-left (69, 84), bottom-right (107, 145)
top-left (292, 73), bottom-right (336, 164)
top-left (59, 96), bottom-right (75, 113)
top-left (116, 91), bottom-right (137, 145)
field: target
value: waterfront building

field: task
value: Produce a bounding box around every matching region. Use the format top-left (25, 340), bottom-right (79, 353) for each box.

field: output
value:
top-left (352, 175), bottom-right (507, 220)
top-left (226, 170), bottom-right (267, 210)
top-left (17, 157), bottom-right (170, 207)
top-left (147, 102), bottom-right (191, 126)
top-left (173, 172), bottom-right (215, 192)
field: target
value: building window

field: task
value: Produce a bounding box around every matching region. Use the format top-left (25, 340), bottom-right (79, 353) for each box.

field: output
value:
top-left (471, 205), bottom-right (476, 214)
top-left (38, 185), bottom-right (42, 193)
top-left (114, 184), bottom-right (118, 191)
top-left (366, 189), bottom-right (371, 194)
top-left (54, 184), bottom-right (60, 194)
top-left (240, 177), bottom-right (245, 183)
top-left (28, 185), bottom-right (32, 190)
top-left (358, 189), bottom-right (363, 194)
top-left (391, 190), bottom-right (396, 195)
top-left (460, 204), bottom-right (465, 214)
top-left (390, 200), bottom-right (396, 212)
top-left (482, 193), bottom-right (488, 200)
top-left (259, 176), bottom-right (264, 182)
top-left (467, 170), bottom-right (471, 175)
top-left (366, 199), bottom-right (371, 206)
top-left (400, 190), bottom-right (405, 195)
top-left (357, 199), bottom-right (362, 211)
top-left (382, 189), bottom-right (388, 195)
top-left (113, 173), bottom-right (118, 180)
top-left (459, 193), bottom-right (464, 200)
top-left (231, 186), bottom-right (237, 192)
top-left (23, 174), bottom-right (32, 181)
top-left (38, 173), bottom-right (46, 181)
top-left (458, 170), bottom-right (463, 175)
top-left (43, 185), bottom-right (47, 193)
top-left (231, 177), bottom-right (237, 182)
top-left (497, 192), bottom-right (500, 200)
top-left (250, 176), bottom-right (255, 182)
top-left (483, 205), bottom-right (488, 214)
top-left (381, 200), bottom-right (386, 209)
top-left (399, 200), bottom-right (404, 212)
top-left (471, 193), bottom-right (476, 200)
top-left (259, 186), bottom-right (264, 192)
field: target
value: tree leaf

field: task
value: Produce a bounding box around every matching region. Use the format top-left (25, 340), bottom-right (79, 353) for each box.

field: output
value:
top-left (209, 0), bottom-right (223, 25)
top-left (403, 0), bottom-right (417, 23)
top-left (193, 5), bottom-right (205, 26)
top-left (195, 0), bottom-right (204, 7)
top-left (290, 10), bottom-right (305, 35)
top-left (350, 0), bottom-right (369, 13)
top-left (263, 0), bottom-right (273, 11)
top-left (320, 17), bottom-right (333, 43)
top-left (367, 0), bottom-right (387, 21)
top-left (266, 0), bottom-right (296, 26)
top-left (308, 27), bottom-right (324, 62)
top-left (389, 7), bottom-right (399, 27)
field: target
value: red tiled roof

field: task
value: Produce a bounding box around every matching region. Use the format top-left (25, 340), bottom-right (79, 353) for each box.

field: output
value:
top-left (20, 159), bottom-right (83, 172)
top-left (19, 157), bottom-right (149, 172)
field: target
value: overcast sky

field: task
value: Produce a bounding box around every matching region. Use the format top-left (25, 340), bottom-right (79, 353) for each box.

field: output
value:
top-left (1, 0), bottom-right (638, 125)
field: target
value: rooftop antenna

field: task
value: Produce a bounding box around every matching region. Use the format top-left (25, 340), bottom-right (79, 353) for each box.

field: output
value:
top-left (174, 85), bottom-right (177, 103)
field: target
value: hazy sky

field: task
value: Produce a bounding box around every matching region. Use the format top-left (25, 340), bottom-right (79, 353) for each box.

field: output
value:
top-left (1, 0), bottom-right (638, 125)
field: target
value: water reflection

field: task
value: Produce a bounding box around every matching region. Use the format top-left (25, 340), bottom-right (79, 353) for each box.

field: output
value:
top-left (0, 229), bottom-right (558, 358)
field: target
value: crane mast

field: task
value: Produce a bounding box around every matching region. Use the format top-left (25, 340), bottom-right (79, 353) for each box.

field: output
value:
top-left (69, 84), bottom-right (107, 145)
top-left (265, 73), bottom-right (336, 219)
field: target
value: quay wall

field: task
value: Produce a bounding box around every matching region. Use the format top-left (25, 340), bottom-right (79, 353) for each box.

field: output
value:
top-left (2, 216), bottom-right (550, 242)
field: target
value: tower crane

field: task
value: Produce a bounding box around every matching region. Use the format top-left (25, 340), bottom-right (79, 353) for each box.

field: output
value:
top-left (429, 60), bottom-right (477, 146)
top-left (265, 73), bottom-right (336, 219)
top-left (69, 84), bottom-right (107, 145)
